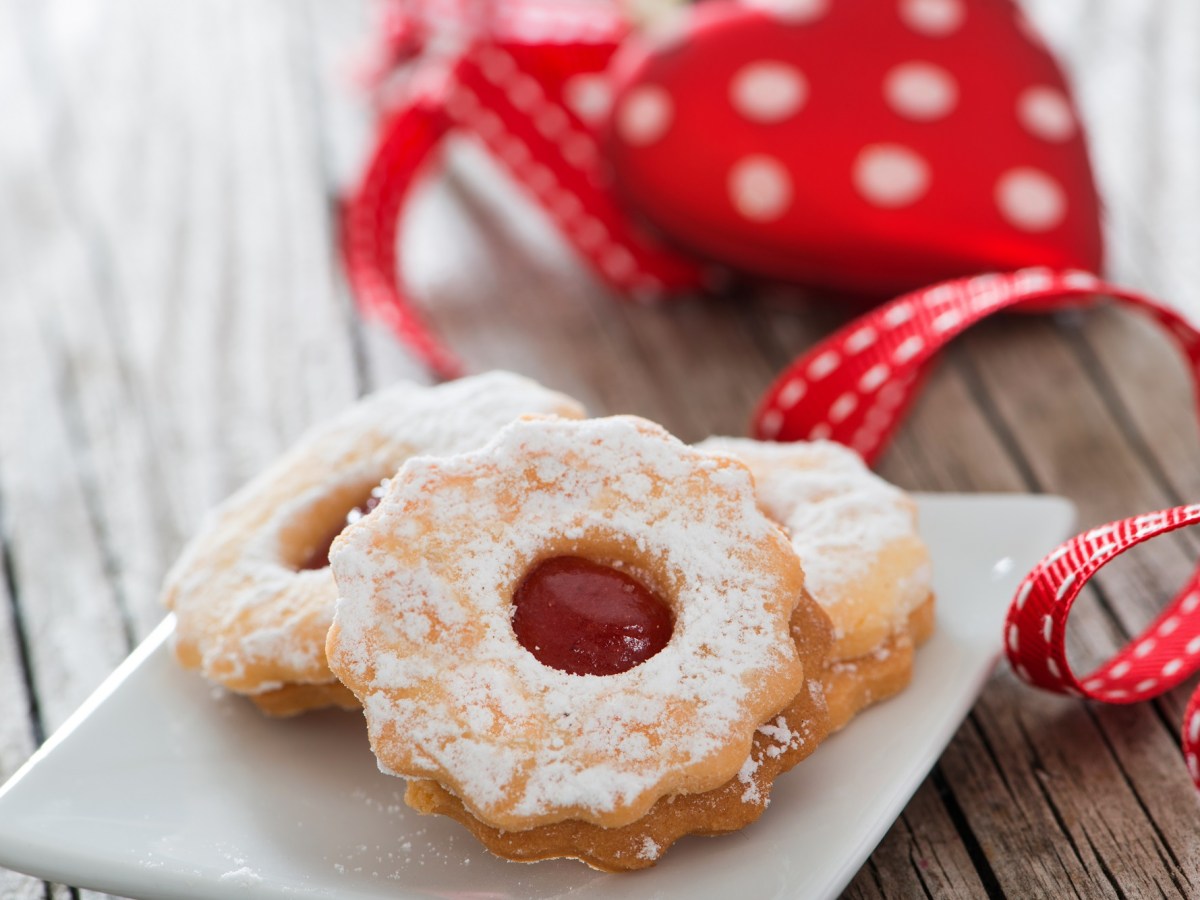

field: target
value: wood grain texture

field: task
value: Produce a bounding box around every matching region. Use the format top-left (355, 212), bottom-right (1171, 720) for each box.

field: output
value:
top-left (0, 0), bottom-right (1198, 896)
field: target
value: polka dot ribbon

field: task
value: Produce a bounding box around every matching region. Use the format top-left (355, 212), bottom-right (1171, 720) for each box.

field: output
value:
top-left (751, 267), bottom-right (1200, 788)
top-left (342, 0), bottom-right (704, 378)
top-left (342, 92), bottom-right (461, 378)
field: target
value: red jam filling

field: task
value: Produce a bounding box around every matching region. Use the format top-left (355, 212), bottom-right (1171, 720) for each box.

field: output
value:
top-left (511, 556), bottom-right (673, 676)
top-left (296, 493), bottom-right (383, 571)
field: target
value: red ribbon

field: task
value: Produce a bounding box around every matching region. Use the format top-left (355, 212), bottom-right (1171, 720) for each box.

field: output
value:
top-left (342, 0), bottom-right (704, 377)
top-left (751, 268), bottom-right (1200, 789)
top-left (343, 93), bottom-right (460, 378)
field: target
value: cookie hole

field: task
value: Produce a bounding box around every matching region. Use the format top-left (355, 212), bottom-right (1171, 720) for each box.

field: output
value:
top-left (292, 479), bottom-right (389, 571)
top-left (511, 556), bottom-right (674, 676)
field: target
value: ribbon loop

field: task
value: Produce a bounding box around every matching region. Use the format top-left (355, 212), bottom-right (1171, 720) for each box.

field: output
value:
top-left (343, 0), bottom-right (705, 375)
top-left (450, 44), bottom-right (704, 297)
top-left (1007, 506), bottom-right (1200, 703)
top-left (342, 95), bottom-right (462, 378)
top-left (1007, 506), bottom-right (1200, 789)
top-left (751, 268), bottom-right (1107, 461)
top-left (751, 268), bottom-right (1200, 789)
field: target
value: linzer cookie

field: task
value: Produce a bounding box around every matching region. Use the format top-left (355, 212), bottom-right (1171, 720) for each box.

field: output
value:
top-left (326, 415), bottom-right (833, 870)
top-left (697, 438), bottom-right (934, 731)
top-left (162, 372), bottom-right (584, 716)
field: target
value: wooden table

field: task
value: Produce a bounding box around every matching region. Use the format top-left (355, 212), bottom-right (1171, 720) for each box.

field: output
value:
top-left (2, 1), bottom-right (1198, 897)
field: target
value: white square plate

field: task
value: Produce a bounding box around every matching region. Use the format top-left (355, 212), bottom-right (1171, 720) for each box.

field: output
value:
top-left (0, 493), bottom-right (1074, 900)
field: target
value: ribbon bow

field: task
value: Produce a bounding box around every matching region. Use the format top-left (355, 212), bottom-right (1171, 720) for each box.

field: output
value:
top-left (343, 0), bottom-right (706, 377)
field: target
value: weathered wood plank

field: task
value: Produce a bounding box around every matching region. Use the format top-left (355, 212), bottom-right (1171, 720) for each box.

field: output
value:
top-left (879, 363), bottom-right (1127, 899)
top-left (0, 541), bottom-right (50, 900)
top-left (0, 4), bottom-right (365, 894)
top-left (1053, 314), bottom-right (1200, 888)
top-left (5, 0), bottom-right (208, 650)
top-left (0, 270), bottom-right (132, 731)
top-left (954, 317), bottom-right (1200, 897)
top-left (0, 0), bottom-right (131, 739)
top-left (843, 776), bottom-right (990, 900)
top-left (0, 7), bottom-right (90, 898)
top-left (13, 0), bottom-right (367, 646)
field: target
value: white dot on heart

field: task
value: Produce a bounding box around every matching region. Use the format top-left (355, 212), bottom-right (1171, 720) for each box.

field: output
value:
top-left (741, 0), bottom-right (828, 24)
top-left (617, 86), bottom-right (673, 146)
top-left (729, 155), bottom-right (793, 222)
top-left (563, 74), bottom-right (613, 125)
top-left (884, 62), bottom-right (958, 121)
top-left (898, 0), bottom-right (965, 36)
top-left (1017, 86), bottom-right (1076, 142)
top-left (730, 61), bottom-right (808, 123)
top-left (996, 167), bottom-right (1067, 232)
top-left (853, 144), bottom-right (931, 208)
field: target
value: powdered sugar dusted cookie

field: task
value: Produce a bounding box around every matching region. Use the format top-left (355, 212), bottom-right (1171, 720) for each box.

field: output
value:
top-left (696, 438), bottom-right (934, 731)
top-left (403, 588), bottom-right (831, 870)
top-left (163, 371), bottom-right (584, 716)
top-left (326, 415), bottom-right (832, 869)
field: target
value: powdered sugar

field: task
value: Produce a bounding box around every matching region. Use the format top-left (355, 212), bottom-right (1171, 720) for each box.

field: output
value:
top-left (218, 865), bottom-right (262, 886)
top-left (757, 715), bottom-right (796, 758)
top-left (737, 754), bottom-right (764, 804)
top-left (329, 416), bottom-right (805, 828)
top-left (637, 836), bottom-right (661, 860)
top-left (695, 438), bottom-right (931, 640)
top-left (165, 371), bottom-right (583, 696)
top-left (734, 714), bottom-right (808, 804)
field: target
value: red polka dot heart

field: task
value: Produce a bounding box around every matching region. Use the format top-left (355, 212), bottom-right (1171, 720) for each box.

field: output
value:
top-left (604, 0), bottom-right (1102, 294)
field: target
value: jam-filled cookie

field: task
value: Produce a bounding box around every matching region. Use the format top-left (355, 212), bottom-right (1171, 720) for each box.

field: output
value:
top-left (326, 415), bottom-right (833, 870)
top-left (162, 372), bottom-right (584, 716)
top-left (696, 438), bottom-right (934, 731)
